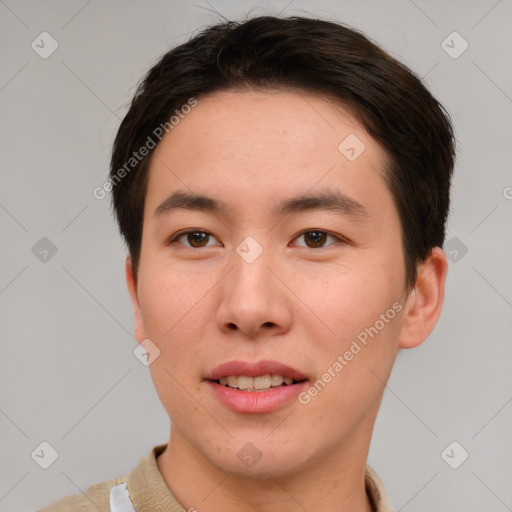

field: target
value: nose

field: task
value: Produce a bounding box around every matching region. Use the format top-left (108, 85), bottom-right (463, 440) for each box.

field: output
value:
top-left (215, 244), bottom-right (293, 339)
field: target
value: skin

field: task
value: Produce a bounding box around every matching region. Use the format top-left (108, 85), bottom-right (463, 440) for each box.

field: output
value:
top-left (125, 89), bottom-right (448, 512)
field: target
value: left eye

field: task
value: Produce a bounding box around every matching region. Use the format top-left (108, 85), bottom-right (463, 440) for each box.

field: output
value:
top-left (292, 230), bottom-right (342, 249)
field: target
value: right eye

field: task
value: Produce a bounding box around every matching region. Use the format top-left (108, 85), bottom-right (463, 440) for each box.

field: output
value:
top-left (168, 230), bottom-right (222, 248)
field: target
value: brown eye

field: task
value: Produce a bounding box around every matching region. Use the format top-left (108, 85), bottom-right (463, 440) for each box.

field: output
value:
top-left (170, 230), bottom-right (220, 248)
top-left (303, 231), bottom-right (327, 248)
top-left (293, 230), bottom-right (342, 249)
top-left (187, 231), bottom-right (210, 247)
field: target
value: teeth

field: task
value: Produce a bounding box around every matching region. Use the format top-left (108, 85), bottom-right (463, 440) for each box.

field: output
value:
top-left (217, 374), bottom-right (297, 391)
top-left (237, 376), bottom-right (253, 390)
top-left (254, 374), bottom-right (272, 390)
top-left (271, 375), bottom-right (283, 386)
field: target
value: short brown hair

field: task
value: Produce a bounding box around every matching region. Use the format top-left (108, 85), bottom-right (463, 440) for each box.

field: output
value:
top-left (110, 15), bottom-right (455, 289)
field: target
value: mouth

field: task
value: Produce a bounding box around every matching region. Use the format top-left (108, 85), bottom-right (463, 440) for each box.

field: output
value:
top-left (205, 360), bottom-right (309, 413)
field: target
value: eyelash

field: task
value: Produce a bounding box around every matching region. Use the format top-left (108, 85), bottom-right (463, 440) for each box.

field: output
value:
top-left (167, 229), bottom-right (348, 250)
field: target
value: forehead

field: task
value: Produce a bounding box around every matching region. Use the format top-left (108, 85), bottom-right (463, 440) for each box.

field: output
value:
top-left (152, 88), bottom-right (382, 163)
top-left (144, 89), bottom-right (392, 220)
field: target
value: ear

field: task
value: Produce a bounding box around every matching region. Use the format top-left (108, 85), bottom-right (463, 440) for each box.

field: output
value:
top-left (125, 257), bottom-right (146, 343)
top-left (398, 247), bottom-right (448, 349)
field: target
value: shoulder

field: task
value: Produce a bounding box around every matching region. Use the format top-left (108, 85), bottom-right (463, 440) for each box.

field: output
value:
top-left (365, 465), bottom-right (395, 512)
top-left (37, 477), bottom-right (115, 512)
top-left (37, 444), bottom-right (169, 512)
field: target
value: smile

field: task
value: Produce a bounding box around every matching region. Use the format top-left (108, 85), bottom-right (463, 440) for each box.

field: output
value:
top-left (206, 360), bottom-right (309, 413)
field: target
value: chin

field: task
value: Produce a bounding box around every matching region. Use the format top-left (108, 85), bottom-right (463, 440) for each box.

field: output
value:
top-left (202, 434), bottom-right (314, 480)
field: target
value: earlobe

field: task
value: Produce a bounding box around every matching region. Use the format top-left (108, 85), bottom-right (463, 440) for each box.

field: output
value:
top-left (125, 257), bottom-right (146, 343)
top-left (398, 247), bottom-right (448, 349)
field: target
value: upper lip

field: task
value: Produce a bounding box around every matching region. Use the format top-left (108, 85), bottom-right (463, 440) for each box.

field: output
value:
top-left (206, 360), bottom-right (309, 382)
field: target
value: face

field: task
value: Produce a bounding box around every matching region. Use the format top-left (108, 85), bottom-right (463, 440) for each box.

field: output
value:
top-left (127, 89), bottom-right (416, 478)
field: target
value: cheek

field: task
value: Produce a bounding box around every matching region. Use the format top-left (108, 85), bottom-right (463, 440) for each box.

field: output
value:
top-left (297, 300), bottom-right (405, 436)
top-left (138, 269), bottom-right (207, 421)
top-left (137, 258), bottom-right (214, 371)
top-left (310, 258), bottom-right (404, 341)
top-left (138, 258), bottom-right (197, 334)
top-left (303, 254), bottom-right (406, 406)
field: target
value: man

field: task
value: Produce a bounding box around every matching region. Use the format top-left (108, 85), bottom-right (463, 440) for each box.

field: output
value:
top-left (41, 14), bottom-right (454, 512)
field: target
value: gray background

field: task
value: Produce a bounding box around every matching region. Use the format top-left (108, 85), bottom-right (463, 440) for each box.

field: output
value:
top-left (1, 0), bottom-right (511, 510)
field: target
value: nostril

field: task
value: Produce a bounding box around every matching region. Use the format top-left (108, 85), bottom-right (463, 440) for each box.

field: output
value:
top-left (227, 323), bottom-right (237, 330)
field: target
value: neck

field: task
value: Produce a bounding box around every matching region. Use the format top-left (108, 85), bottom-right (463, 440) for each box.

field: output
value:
top-left (157, 426), bottom-right (375, 512)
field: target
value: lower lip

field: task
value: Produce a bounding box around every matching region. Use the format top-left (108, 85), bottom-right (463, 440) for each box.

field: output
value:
top-left (207, 381), bottom-right (308, 414)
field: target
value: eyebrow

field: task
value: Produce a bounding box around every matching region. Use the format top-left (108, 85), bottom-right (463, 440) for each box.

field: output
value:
top-left (274, 190), bottom-right (368, 219)
top-left (154, 189), bottom-right (368, 220)
top-left (154, 190), bottom-right (231, 217)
